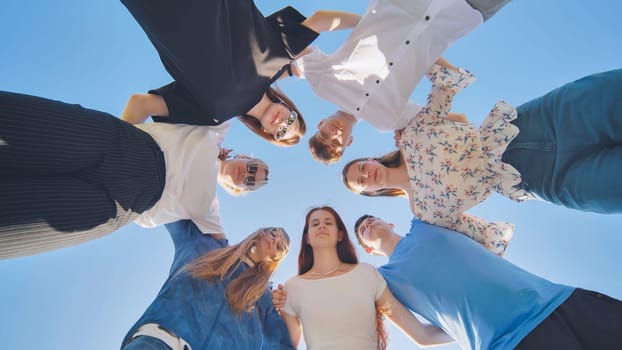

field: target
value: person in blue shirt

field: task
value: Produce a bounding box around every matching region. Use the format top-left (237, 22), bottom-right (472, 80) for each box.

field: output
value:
top-left (351, 215), bottom-right (622, 350)
top-left (121, 220), bottom-right (293, 350)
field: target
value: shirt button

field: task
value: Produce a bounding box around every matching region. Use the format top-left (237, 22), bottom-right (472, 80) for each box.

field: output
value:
top-left (405, 40), bottom-right (410, 45)
top-left (425, 15), bottom-right (430, 21)
top-left (389, 62), bottom-right (394, 66)
top-left (356, 107), bottom-right (360, 111)
top-left (365, 93), bottom-right (370, 97)
top-left (376, 80), bottom-right (380, 84)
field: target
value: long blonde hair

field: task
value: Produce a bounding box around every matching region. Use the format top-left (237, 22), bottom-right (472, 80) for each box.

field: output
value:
top-left (186, 227), bottom-right (290, 313)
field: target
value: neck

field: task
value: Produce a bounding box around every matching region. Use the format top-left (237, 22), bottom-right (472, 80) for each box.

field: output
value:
top-left (218, 159), bottom-right (227, 176)
top-left (379, 233), bottom-right (402, 257)
top-left (310, 247), bottom-right (343, 273)
top-left (385, 161), bottom-right (410, 192)
top-left (336, 110), bottom-right (357, 126)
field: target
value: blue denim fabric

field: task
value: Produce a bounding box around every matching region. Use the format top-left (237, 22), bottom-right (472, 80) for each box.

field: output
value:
top-left (502, 69), bottom-right (622, 213)
top-left (123, 336), bottom-right (171, 350)
top-left (465, 0), bottom-right (511, 21)
top-left (121, 220), bottom-right (294, 350)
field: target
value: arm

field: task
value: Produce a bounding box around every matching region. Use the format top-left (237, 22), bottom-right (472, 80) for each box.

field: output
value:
top-left (377, 287), bottom-right (454, 347)
top-left (270, 284), bottom-right (301, 347)
top-left (302, 10), bottom-right (361, 32)
top-left (272, 284), bottom-right (286, 313)
top-left (433, 57), bottom-right (458, 71)
top-left (258, 292), bottom-right (296, 350)
top-left (447, 112), bottom-right (469, 124)
top-left (415, 207), bottom-right (513, 256)
top-left (280, 311), bottom-right (302, 348)
top-left (121, 93), bottom-right (169, 124)
top-left (414, 65), bottom-right (475, 125)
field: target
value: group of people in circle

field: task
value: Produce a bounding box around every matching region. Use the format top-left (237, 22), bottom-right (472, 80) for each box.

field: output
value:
top-left (2, 0), bottom-right (622, 349)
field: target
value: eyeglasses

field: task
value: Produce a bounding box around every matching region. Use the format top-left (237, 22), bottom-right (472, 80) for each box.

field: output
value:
top-left (274, 109), bottom-right (298, 141)
top-left (268, 93), bottom-right (298, 141)
top-left (244, 162), bottom-right (259, 188)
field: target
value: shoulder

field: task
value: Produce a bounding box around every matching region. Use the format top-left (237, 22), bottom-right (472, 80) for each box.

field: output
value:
top-left (284, 275), bottom-right (305, 290)
top-left (357, 263), bottom-right (386, 282)
top-left (357, 262), bottom-right (378, 273)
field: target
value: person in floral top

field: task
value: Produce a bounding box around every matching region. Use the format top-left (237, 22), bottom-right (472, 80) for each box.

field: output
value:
top-left (342, 62), bottom-right (520, 255)
top-left (343, 66), bottom-right (622, 255)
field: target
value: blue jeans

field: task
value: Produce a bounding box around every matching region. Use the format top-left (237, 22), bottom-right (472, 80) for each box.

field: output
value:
top-left (465, 0), bottom-right (511, 21)
top-left (123, 336), bottom-right (172, 350)
top-left (502, 69), bottom-right (622, 214)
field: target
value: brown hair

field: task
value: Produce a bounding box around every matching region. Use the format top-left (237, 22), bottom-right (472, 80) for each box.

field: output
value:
top-left (238, 87), bottom-right (306, 147)
top-left (186, 227), bottom-right (290, 313)
top-left (353, 214), bottom-right (375, 248)
top-left (308, 133), bottom-right (344, 164)
top-left (297, 206), bottom-right (358, 275)
top-left (342, 150), bottom-right (408, 197)
top-left (298, 207), bottom-right (387, 350)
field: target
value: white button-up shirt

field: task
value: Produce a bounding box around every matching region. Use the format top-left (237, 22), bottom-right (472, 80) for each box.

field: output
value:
top-left (134, 121), bottom-right (231, 234)
top-left (296, 0), bottom-right (483, 131)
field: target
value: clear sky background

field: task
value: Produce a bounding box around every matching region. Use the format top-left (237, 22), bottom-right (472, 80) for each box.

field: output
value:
top-left (1, 1), bottom-right (621, 349)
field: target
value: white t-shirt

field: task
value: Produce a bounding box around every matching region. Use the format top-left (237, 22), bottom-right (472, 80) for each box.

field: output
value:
top-left (133, 121), bottom-right (230, 234)
top-left (282, 263), bottom-right (387, 350)
top-left (296, 0), bottom-right (483, 131)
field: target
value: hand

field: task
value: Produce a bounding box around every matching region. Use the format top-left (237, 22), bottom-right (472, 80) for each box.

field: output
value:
top-left (271, 284), bottom-right (287, 313)
top-left (217, 147), bottom-right (233, 161)
top-left (394, 129), bottom-right (404, 147)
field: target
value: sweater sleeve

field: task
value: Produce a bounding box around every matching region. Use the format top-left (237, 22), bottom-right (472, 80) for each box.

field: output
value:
top-left (266, 6), bottom-right (320, 57)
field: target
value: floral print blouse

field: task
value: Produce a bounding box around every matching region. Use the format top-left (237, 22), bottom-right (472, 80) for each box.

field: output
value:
top-left (399, 64), bottom-right (527, 255)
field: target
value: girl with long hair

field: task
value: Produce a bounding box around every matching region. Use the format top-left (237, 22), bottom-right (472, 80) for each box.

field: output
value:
top-left (276, 206), bottom-right (451, 349)
top-left (120, 0), bottom-right (361, 146)
top-left (343, 65), bottom-right (622, 256)
top-left (0, 91), bottom-right (269, 259)
top-left (341, 63), bottom-right (516, 256)
top-left (121, 220), bottom-right (293, 349)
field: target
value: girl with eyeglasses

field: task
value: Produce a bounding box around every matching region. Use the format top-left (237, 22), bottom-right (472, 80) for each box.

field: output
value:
top-left (120, 0), bottom-right (361, 146)
top-left (122, 220), bottom-right (293, 349)
top-left (0, 91), bottom-right (269, 259)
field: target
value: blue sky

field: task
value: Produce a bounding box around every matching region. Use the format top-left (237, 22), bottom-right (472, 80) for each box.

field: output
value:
top-left (1, 1), bottom-right (621, 349)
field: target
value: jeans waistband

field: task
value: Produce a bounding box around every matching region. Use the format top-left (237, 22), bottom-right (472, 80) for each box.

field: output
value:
top-left (131, 323), bottom-right (192, 350)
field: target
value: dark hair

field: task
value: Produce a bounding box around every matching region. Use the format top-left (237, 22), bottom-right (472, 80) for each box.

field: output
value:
top-left (341, 150), bottom-right (407, 197)
top-left (308, 133), bottom-right (344, 164)
top-left (238, 87), bottom-right (306, 147)
top-left (353, 214), bottom-right (375, 247)
top-left (299, 208), bottom-right (387, 350)
top-left (298, 206), bottom-right (358, 275)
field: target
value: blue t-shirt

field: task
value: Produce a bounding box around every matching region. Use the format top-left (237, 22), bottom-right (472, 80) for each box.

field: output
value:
top-left (379, 219), bottom-right (574, 350)
top-left (122, 220), bottom-right (293, 350)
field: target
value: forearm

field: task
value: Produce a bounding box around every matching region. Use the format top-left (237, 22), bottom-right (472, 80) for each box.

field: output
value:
top-left (377, 288), bottom-right (454, 347)
top-left (434, 57), bottom-right (458, 71)
top-left (303, 10), bottom-right (361, 32)
top-left (386, 301), bottom-right (454, 347)
top-left (121, 93), bottom-right (168, 124)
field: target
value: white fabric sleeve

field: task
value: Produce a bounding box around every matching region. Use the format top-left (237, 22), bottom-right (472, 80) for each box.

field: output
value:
top-left (281, 280), bottom-right (298, 317)
top-left (363, 263), bottom-right (387, 301)
top-left (208, 120), bottom-right (231, 146)
top-left (192, 196), bottom-right (224, 235)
